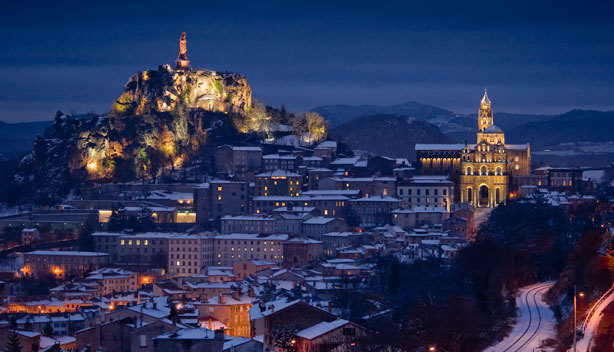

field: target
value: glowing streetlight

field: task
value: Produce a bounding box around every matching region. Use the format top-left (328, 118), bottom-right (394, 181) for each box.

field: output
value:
top-left (573, 285), bottom-right (585, 352)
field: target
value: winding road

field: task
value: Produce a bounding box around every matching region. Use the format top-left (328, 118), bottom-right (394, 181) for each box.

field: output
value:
top-left (576, 286), bottom-right (614, 352)
top-left (484, 282), bottom-right (555, 352)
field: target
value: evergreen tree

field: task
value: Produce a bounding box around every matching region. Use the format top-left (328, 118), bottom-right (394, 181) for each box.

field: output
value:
top-left (6, 316), bottom-right (21, 352)
top-left (43, 322), bottom-right (54, 336)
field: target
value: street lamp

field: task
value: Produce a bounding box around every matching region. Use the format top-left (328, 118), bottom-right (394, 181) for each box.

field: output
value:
top-left (573, 285), bottom-right (585, 352)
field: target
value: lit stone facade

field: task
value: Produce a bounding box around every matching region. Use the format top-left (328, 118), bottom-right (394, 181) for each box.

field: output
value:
top-left (417, 91), bottom-right (531, 208)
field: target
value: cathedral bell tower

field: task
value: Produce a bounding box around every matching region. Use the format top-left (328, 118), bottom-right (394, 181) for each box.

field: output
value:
top-left (478, 89), bottom-right (493, 132)
top-left (175, 32), bottom-right (190, 70)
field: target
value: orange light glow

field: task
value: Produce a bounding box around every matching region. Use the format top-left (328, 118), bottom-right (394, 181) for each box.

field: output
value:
top-left (51, 266), bottom-right (64, 277)
top-left (86, 160), bottom-right (98, 171)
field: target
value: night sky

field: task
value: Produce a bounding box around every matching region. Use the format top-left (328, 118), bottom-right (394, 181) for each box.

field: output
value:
top-left (1, 1), bottom-right (613, 122)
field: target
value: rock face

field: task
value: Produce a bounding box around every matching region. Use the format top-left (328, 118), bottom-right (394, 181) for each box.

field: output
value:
top-left (114, 65), bottom-right (252, 116)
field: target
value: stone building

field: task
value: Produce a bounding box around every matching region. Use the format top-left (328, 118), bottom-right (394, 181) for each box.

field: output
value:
top-left (396, 176), bottom-right (454, 211)
top-left (23, 251), bottom-right (111, 279)
top-left (417, 91), bottom-right (531, 207)
top-left (214, 145), bottom-right (263, 180)
top-left (194, 180), bottom-right (249, 224)
top-left (213, 234), bottom-right (287, 266)
top-left (254, 170), bottom-right (303, 197)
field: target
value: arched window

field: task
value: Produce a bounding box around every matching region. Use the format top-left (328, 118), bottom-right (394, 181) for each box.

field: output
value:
top-left (466, 166), bottom-right (473, 176)
top-left (495, 188), bottom-right (500, 204)
top-left (467, 188), bottom-right (472, 204)
top-left (495, 167), bottom-right (502, 176)
top-left (480, 166), bottom-right (487, 176)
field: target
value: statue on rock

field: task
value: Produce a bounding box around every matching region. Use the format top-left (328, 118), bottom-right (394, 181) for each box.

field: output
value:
top-left (175, 32), bottom-right (190, 70)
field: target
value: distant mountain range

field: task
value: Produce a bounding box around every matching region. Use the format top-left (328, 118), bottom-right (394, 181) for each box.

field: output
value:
top-left (0, 120), bottom-right (52, 157)
top-left (330, 115), bottom-right (452, 160)
top-left (315, 102), bottom-right (614, 165)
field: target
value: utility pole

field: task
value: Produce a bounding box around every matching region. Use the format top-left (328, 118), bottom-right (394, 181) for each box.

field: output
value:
top-left (573, 284), bottom-right (577, 352)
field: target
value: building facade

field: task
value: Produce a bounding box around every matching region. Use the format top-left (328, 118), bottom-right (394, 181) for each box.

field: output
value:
top-left (417, 91), bottom-right (531, 208)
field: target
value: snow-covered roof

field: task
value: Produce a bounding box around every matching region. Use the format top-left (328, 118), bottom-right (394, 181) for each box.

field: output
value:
top-left (256, 170), bottom-right (301, 177)
top-left (415, 144), bottom-right (465, 151)
top-left (484, 125), bottom-right (503, 133)
top-left (302, 217), bottom-right (337, 225)
top-left (351, 196), bottom-right (400, 202)
top-left (296, 319), bottom-right (350, 340)
top-left (24, 250), bottom-right (110, 257)
top-left (215, 233), bottom-right (289, 241)
top-left (154, 328), bottom-right (217, 340)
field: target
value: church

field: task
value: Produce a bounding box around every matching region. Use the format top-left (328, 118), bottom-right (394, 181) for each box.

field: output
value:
top-left (416, 91), bottom-right (531, 207)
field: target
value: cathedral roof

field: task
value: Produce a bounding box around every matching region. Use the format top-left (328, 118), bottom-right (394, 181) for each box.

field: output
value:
top-left (484, 124), bottom-right (503, 133)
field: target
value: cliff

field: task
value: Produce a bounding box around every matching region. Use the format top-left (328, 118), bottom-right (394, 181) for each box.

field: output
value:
top-left (114, 65), bottom-right (252, 116)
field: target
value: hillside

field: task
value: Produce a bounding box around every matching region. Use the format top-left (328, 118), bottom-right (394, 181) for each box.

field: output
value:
top-left (330, 115), bottom-right (452, 161)
top-left (508, 110), bottom-right (614, 148)
top-left (315, 101), bottom-right (614, 166)
top-left (0, 120), bottom-right (52, 157)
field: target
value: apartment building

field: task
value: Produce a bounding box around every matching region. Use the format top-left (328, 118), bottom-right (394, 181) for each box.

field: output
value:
top-left (23, 251), bottom-right (111, 279)
top-left (194, 180), bottom-right (249, 223)
top-left (168, 234), bottom-right (204, 277)
top-left (220, 215), bottom-right (277, 234)
top-left (396, 176), bottom-right (454, 211)
top-left (213, 233), bottom-right (288, 266)
top-left (254, 170), bottom-right (303, 197)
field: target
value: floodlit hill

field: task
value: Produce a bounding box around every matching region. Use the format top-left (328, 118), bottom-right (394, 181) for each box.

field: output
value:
top-left (9, 63), bottom-right (317, 204)
top-left (113, 65), bottom-right (252, 117)
top-left (330, 114), bottom-right (452, 161)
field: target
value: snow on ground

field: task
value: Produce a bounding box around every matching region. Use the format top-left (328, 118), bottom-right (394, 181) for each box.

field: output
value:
top-left (484, 282), bottom-right (555, 352)
top-left (576, 291), bottom-right (614, 352)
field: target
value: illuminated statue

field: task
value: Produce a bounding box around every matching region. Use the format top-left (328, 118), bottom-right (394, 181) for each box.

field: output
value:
top-left (175, 32), bottom-right (190, 69)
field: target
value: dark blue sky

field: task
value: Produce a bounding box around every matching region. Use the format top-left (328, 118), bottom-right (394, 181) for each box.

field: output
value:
top-left (1, 0), bottom-right (613, 122)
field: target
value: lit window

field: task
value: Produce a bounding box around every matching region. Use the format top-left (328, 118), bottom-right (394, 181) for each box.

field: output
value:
top-left (121, 240), bottom-right (125, 245)
top-left (176, 261), bottom-right (180, 266)
top-left (218, 195), bottom-right (222, 200)
top-left (136, 240), bottom-right (140, 245)
top-left (231, 248), bottom-right (234, 251)
top-left (144, 240), bottom-right (148, 246)
top-left (129, 240), bottom-right (133, 245)
top-left (217, 254), bottom-right (221, 258)
top-left (217, 186), bottom-right (223, 191)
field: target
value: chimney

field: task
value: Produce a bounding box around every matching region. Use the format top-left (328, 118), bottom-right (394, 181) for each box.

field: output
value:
top-left (214, 328), bottom-right (224, 340)
top-left (152, 302), bottom-right (157, 310)
top-left (258, 300), bottom-right (265, 312)
top-left (231, 291), bottom-right (240, 301)
top-left (327, 301), bottom-right (332, 313)
top-left (139, 304), bottom-right (144, 327)
top-left (219, 295), bottom-right (226, 304)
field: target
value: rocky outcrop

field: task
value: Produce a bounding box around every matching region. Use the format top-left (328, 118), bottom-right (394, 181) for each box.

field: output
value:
top-left (114, 65), bottom-right (252, 117)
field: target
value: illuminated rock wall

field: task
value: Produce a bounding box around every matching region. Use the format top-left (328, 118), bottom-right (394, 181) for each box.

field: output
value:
top-left (114, 65), bottom-right (252, 117)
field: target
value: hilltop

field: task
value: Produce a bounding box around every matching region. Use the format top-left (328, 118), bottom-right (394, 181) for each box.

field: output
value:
top-left (6, 62), bottom-right (326, 205)
top-left (330, 115), bottom-right (452, 161)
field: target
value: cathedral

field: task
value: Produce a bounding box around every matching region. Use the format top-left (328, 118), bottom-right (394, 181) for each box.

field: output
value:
top-left (416, 91), bottom-right (531, 207)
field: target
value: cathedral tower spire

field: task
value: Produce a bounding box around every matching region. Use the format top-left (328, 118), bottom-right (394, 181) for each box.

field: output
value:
top-left (478, 89), bottom-right (493, 132)
top-left (175, 32), bottom-right (190, 70)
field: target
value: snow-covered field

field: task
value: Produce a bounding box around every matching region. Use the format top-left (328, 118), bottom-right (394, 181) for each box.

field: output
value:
top-left (484, 282), bottom-right (555, 352)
